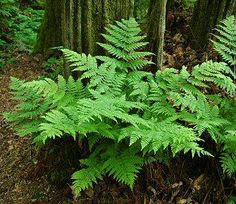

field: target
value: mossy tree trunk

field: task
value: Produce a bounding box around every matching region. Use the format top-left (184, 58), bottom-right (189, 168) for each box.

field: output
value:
top-left (191, 0), bottom-right (236, 49)
top-left (34, 0), bottom-right (64, 54)
top-left (34, 0), bottom-right (134, 55)
top-left (147, 0), bottom-right (167, 70)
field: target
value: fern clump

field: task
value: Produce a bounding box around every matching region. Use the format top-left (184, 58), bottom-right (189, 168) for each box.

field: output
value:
top-left (5, 17), bottom-right (236, 196)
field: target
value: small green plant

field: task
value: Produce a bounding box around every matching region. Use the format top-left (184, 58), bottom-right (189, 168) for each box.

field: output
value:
top-left (0, 0), bottom-right (44, 50)
top-left (0, 0), bottom-right (18, 48)
top-left (228, 196), bottom-right (236, 204)
top-left (11, 7), bottom-right (44, 50)
top-left (5, 17), bottom-right (236, 197)
top-left (43, 57), bottom-right (64, 79)
top-left (0, 51), bottom-right (16, 71)
top-left (182, 0), bottom-right (197, 8)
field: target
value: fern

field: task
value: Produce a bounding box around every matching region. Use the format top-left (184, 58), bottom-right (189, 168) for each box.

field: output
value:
top-left (4, 75), bottom-right (87, 139)
top-left (212, 16), bottom-right (236, 66)
top-left (191, 61), bottom-right (235, 95)
top-left (5, 17), bottom-right (236, 197)
top-left (36, 93), bottom-right (149, 143)
top-left (97, 18), bottom-right (154, 72)
top-left (103, 144), bottom-right (144, 188)
top-left (72, 155), bottom-right (104, 195)
top-left (119, 119), bottom-right (209, 157)
top-left (221, 131), bottom-right (236, 176)
top-left (72, 143), bottom-right (144, 195)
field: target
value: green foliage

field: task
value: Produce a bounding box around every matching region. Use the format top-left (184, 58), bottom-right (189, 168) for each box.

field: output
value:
top-left (0, 0), bottom-right (18, 48)
top-left (97, 18), bottom-right (154, 72)
top-left (228, 196), bottom-right (236, 204)
top-left (72, 143), bottom-right (144, 195)
top-left (43, 57), bottom-right (64, 79)
top-left (212, 16), bottom-right (236, 66)
top-left (5, 17), bottom-right (236, 196)
top-left (0, 51), bottom-right (16, 71)
top-left (211, 16), bottom-right (236, 176)
top-left (221, 131), bottom-right (236, 176)
top-left (0, 0), bottom-right (44, 50)
top-left (134, 0), bottom-right (150, 22)
top-left (0, 51), bottom-right (6, 70)
top-left (182, 0), bottom-right (197, 8)
top-left (0, 0), bottom-right (17, 17)
top-left (12, 8), bottom-right (44, 50)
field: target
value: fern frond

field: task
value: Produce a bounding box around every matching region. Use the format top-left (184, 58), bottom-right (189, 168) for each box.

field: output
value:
top-left (98, 18), bottom-right (153, 72)
top-left (127, 71), bottom-right (153, 100)
top-left (120, 120), bottom-right (209, 157)
top-left (221, 153), bottom-right (236, 176)
top-left (76, 94), bottom-right (149, 127)
top-left (220, 130), bottom-right (236, 176)
top-left (61, 49), bottom-right (99, 81)
top-left (191, 61), bottom-right (236, 96)
top-left (103, 145), bottom-right (144, 188)
top-left (212, 15), bottom-right (236, 66)
top-left (72, 157), bottom-right (104, 195)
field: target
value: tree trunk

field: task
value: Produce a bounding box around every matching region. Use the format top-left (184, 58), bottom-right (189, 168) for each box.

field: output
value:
top-left (34, 0), bottom-right (134, 55)
top-left (147, 0), bottom-right (167, 70)
top-left (191, 0), bottom-right (236, 49)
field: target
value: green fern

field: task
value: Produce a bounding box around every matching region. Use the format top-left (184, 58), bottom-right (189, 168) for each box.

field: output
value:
top-left (212, 16), bottom-right (236, 66)
top-left (97, 18), bottom-right (154, 72)
top-left (72, 143), bottom-right (144, 195)
top-left (72, 155), bottom-right (104, 195)
top-left (119, 119), bottom-right (209, 157)
top-left (221, 130), bottom-right (236, 176)
top-left (5, 17), bottom-right (236, 197)
top-left (191, 61), bottom-right (235, 95)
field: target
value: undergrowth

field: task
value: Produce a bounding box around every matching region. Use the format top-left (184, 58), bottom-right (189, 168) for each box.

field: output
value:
top-left (0, 0), bottom-right (44, 50)
top-left (4, 17), bottom-right (236, 197)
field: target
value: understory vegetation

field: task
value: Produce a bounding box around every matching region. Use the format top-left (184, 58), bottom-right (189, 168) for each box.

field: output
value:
top-left (4, 16), bottom-right (236, 199)
top-left (0, 0), bottom-right (44, 69)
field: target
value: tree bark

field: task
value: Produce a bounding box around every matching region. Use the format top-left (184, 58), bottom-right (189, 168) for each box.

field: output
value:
top-left (34, 0), bottom-right (64, 54)
top-left (191, 0), bottom-right (236, 49)
top-left (147, 0), bottom-right (167, 70)
top-left (34, 0), bottom-right (134, 55)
